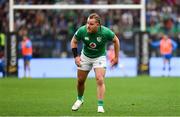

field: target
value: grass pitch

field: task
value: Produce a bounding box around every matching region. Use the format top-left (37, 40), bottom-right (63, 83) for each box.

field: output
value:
top-left (0, 76), bottom-right (180, 116)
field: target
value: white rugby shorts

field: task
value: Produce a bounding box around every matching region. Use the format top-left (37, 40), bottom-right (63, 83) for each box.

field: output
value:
top-left (78, 53), bottom-right (106, 71)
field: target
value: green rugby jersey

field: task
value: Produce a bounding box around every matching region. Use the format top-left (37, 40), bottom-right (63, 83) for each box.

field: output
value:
top-left (74, 25), bottom-right (115, 58)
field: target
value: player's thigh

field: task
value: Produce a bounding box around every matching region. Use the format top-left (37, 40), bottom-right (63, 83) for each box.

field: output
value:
top-left (163, 54), bottom-right (172, 62)
top-left (78, 54), bottom-right (92, 71)
top-left (94, 68), bottom-right (106, 80)
top-left (93, 56), bottom-right (106, 79)
top-left (93, 56), bottom-right (106, 70)
top-left (77, 69), bottom-right (89, 82)
top-left (24, 55), bottom-right (31, 65)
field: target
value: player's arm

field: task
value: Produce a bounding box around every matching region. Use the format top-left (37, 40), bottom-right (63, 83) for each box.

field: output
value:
top-left (71, 36), bottom-right (78, 54)
top-left (150, 40), bottom-right (160, 47)
top-left (71, 36), bottom-right (81, 67)
top-left (26, 40), bottom-right (32, 48)
top-left (111, 35), bottom-right (120, 66)
top-left (171, 39), bottom-right (178, 51)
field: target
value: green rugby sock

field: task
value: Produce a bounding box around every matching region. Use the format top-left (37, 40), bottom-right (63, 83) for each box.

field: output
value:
top-left (98, 100), bottom-right (104, 106)
top-left (77, 96), bottom-right (83, 101)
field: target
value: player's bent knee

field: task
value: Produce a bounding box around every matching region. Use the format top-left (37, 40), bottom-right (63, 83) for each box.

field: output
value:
top-left (96, 78), bottom-right (104, 86)
top-left (77, 79), bottom-right (85, 85)
top-left (96, 73), bottom-right (104, 79)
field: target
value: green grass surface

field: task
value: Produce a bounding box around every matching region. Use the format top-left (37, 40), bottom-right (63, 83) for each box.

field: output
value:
top-left (0, 76), bottom-right (180, 116)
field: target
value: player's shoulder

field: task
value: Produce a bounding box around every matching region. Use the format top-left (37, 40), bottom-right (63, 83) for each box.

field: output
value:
top-left (101, 26), bottom-right (114, 36)
top-left (74, 25), bottom-right (87, 40)
top-left (101, 26), bottom-right (113, 33)
top-left (77, 25), bottom-right (87, 32)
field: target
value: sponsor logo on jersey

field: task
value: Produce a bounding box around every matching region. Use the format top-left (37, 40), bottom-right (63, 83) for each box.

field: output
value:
top-left (89, 42), bottom-right (96, 48)
top-left (85, 37), bottom-right (89, 40)
top-left (97, 37), bottom-right (102, 42)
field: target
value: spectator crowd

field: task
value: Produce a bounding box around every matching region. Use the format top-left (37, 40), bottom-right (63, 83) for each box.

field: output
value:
top-left (0, 0), bottom-right (179, 58)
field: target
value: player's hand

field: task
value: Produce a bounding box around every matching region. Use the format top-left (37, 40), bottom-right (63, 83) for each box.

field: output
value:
top-left (75, 56), bottom-right (81, 67)
top-left (110, 57), bottom-right (118, 67)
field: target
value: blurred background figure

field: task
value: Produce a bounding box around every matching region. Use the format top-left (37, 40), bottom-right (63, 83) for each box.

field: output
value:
top-left (20, 27), bottom-right (33, 78)
top-left (107, 44), bottom-right (118, 68)
top-left (150, 34), bottom-right (177, 75)
top-left (107, 44), bottom-right (126, 76)
top-left (0, 51), bottom-right (5, 77)
top-left (0, 20), bottom-right (5, 77)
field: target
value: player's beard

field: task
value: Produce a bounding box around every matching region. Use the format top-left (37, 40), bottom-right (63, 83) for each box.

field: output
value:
top-left (87, 28), bottom-right (91, 33)
top-left (87, 27), bottom-right (97, 33)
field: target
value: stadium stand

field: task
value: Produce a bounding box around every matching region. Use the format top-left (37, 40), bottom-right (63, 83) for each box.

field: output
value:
top-left (14, 0), bottom-right (140, 4)
top-left (0, 0), bottom-right (179, 58)
top-left (146, 0), bottom-right (180, 57)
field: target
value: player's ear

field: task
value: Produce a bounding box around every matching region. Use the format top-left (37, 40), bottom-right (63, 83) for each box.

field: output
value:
top-left (96, 22), bottom-right (100, 26)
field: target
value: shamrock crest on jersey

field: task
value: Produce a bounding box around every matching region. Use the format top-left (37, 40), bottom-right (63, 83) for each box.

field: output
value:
top-left (97, 37), bottom-right (102, 42)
